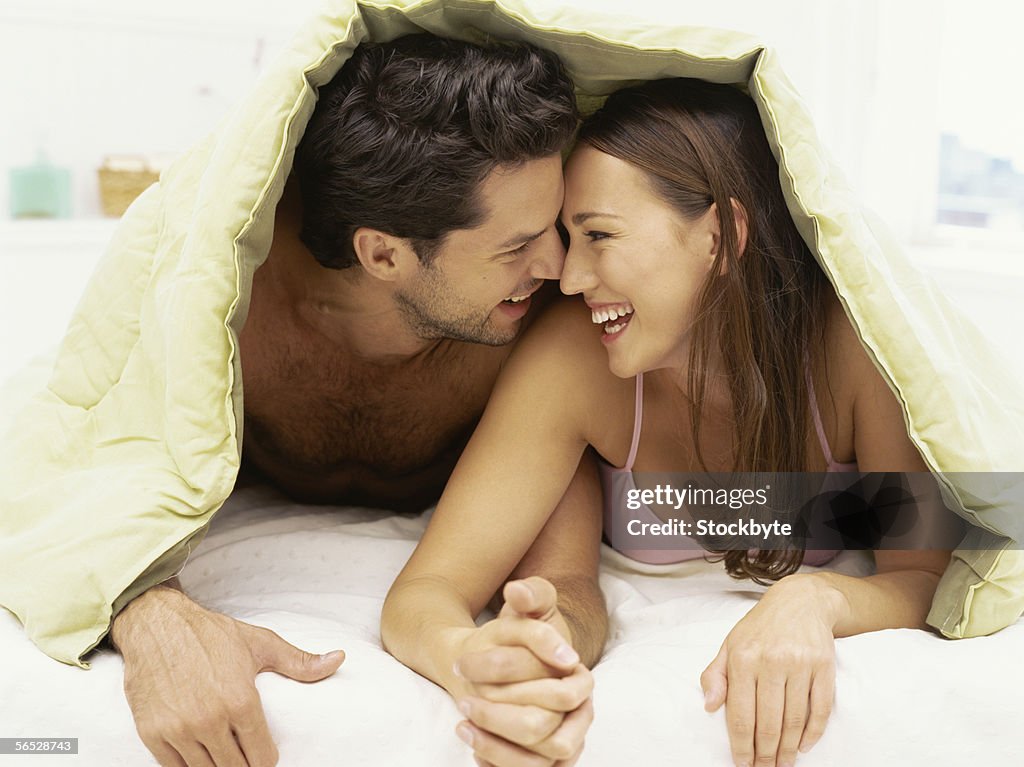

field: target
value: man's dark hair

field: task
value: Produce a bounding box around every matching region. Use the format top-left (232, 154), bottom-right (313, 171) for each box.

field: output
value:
top-left (294, 34), bottom-right (579, 270)
top-left (294, 34), bottom-right (577, 270)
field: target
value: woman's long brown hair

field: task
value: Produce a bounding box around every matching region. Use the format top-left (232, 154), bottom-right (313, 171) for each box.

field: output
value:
top-left (578, 78), bottom-right (828, 583)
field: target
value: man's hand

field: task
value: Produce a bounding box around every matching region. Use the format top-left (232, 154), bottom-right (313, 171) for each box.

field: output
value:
top-left (111, 583), bottom-right (345, 767)
top-left (453, 577), bottom-right (595, 767)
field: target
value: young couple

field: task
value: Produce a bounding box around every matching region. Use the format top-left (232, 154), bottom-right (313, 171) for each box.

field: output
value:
top-left (107, 33), bottom-right (949, 767)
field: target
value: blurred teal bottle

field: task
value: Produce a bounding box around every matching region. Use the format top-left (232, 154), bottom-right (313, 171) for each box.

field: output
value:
top-left (9, 150), bottom-right (72, 219)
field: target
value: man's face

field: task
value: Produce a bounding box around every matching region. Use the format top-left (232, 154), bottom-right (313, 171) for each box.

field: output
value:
top-left (395, 155), bottom-right (566, 346)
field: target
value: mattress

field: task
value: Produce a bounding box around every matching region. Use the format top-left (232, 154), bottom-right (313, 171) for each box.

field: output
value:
top-left (2, 481), bottom-right (1020, 765)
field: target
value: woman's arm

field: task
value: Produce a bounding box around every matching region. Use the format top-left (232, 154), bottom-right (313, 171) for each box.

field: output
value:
top-left (440, 456), bottom-right (606, 767)
top-left (381, 299), bottom-right (619, 764)
top-left (382, 453), bottom-right (599, 692)
top-left (381, 300), bottom-right (602, 680)
top-left (805, 305), bottom-right (952, 635)
top-left (703, 305), bottom-right (953, 767)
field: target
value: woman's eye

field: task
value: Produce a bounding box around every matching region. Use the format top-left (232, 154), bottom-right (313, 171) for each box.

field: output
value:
top-left (584, 230), bottom-right (611, 242)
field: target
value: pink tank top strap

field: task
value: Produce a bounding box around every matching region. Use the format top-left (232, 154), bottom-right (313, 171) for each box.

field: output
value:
top-left (805, 359), bottom-right (857, 472)
top-left (805, 364), bottom-right (836, 466)
top-left (623, 372), bottom-right (644, 472)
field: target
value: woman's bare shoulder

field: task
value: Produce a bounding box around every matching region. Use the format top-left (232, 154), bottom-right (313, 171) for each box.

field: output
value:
top-left (511, 297), bottom-right (620, 379)
top-left (822, 291), bottom-right (887, 401)
top-left (501, 295), bottom-right (634, 435)
top-left (822, 290), bottom-right (925, 470)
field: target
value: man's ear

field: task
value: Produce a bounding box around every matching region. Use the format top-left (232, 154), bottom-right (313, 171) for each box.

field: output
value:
top-left (708, 198), bottom-right (749, 274)
top-left (351, 227), bottom-right (419, 282)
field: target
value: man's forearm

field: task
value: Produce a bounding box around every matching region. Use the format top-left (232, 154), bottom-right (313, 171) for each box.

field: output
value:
top-left (108, 576), bottom-right (188, 653)
top-left (504, 450), bottom-right (608, 667)
top-left (545, 573), bottom-right (607, 668)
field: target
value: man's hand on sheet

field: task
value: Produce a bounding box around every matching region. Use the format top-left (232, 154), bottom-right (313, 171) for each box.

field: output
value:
top-left (452, 577), bottom-right (594, 767)
top-left (110, 581), bottom-right (345, 767)
top-left (700, 574), bottom-right (840, 767)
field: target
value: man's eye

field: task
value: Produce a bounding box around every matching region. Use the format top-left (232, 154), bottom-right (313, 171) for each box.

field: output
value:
top-left (584, 230), bottom-right (611, 242)
top-left (506, 241), bottom-right (532, 256)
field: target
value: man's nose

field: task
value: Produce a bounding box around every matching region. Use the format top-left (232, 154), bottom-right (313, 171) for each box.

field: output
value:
top-left (559, 240), bottom-right (596, 296)
top-left (528, 230), bottom-right (566, 281)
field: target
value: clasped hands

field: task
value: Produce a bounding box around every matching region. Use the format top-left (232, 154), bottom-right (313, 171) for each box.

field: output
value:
top-left (449, 577), bottom-right (595, 767)
top-left (448, 574), bottom-right (840, 767)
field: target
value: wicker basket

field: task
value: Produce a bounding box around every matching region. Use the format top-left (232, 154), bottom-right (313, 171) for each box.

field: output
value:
top-left (97, 156), bottom-right (161, 217)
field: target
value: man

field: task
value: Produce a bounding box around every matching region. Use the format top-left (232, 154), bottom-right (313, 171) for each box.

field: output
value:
top-left (107, 35), bottom-right (606, 767)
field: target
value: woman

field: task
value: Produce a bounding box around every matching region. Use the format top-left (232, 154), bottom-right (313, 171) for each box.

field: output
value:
top-left (382, 78), bottom-right (951, 767)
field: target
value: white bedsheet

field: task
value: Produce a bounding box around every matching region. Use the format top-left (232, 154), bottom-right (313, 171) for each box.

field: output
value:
top-left (2, 481), bottom-right (1022, 766)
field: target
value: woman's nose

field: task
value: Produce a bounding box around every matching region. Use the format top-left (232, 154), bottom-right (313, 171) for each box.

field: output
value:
top-left (559, 240), bottom-right (597, 296)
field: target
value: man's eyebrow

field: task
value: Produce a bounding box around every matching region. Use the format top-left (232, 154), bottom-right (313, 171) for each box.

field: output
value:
top-left (570, 212), bottom-right (623, 226)
top-left (496, 228), bottom-right (548, 250)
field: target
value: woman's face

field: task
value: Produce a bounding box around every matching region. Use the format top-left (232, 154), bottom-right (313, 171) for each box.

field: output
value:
top-left (560, 144), bottom-right (720, 379)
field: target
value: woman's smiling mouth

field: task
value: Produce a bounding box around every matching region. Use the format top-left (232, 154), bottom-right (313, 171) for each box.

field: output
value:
top-left (588, 301), bottom-right (635, 342)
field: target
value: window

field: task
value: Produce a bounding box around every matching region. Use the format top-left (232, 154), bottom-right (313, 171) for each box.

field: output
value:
top-left (936, 0), bottom-right (1024, 238)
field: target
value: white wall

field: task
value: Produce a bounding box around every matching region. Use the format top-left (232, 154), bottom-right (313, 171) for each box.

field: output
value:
top-left (0, 0), bottom-right (324, 218)
top-left (0, 0), bottom-right (954, 241)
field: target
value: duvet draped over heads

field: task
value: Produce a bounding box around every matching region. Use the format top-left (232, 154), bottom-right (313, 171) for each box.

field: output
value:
top-left (1, 0), bottom-right (1021, 666)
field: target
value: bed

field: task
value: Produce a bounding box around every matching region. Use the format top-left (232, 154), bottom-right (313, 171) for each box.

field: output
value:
top-left (2, 473), bottom-right (1022, 765)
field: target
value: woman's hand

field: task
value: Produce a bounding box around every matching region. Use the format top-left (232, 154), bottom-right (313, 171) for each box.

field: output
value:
top-left (453, 578), bottom-right (595, 767)
top-left (700, 574), bottom-right (846, 767)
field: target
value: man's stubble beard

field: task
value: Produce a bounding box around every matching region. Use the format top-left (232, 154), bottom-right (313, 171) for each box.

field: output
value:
top-left (394, 262), bottom-right (518, 347)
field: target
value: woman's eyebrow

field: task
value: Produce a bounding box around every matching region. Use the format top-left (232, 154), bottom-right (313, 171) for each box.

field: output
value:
top-left (571, 212), bottom-right (623, 225)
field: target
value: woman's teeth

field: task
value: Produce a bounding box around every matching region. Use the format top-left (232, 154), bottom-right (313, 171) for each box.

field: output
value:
top-left (591, 303), bottom-right (634, 333)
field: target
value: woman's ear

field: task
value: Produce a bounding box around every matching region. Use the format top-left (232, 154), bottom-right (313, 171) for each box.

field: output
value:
top-left (730, 198), bottom-right (749, 259)
top-left (707, 199), bottom-right (749, 276)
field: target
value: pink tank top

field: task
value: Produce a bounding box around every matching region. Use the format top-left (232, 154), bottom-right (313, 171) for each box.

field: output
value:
top-left (600, 369), bottom-right (854, 565)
